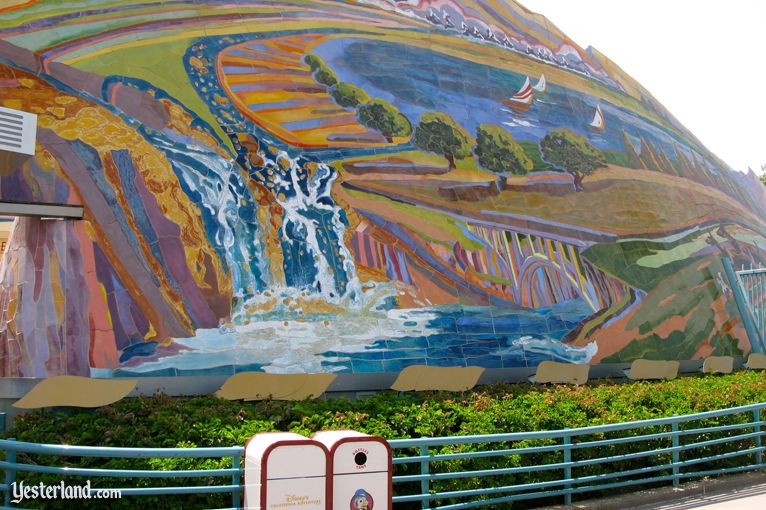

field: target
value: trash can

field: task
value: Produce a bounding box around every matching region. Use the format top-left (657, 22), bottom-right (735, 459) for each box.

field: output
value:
top-left (313, 431), bottom-right (392, 510)
top-left (244, 432), bottom-right (330, 510)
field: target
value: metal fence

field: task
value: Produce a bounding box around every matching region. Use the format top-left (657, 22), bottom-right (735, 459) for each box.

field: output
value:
top-left (390, 402), bottom-right (766, 508)
top-left (733, 266), bottom-right (766, 354)
top-left (0, 442), bottom-right (242, 510)
top-left (1, 401), bottom-right (765, 509)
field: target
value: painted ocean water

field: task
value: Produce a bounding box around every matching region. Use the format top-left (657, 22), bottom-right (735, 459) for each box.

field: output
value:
top-left (109, 296), bottom-right (594, 377)
top-left (311, 38), bottom-right (689, 156)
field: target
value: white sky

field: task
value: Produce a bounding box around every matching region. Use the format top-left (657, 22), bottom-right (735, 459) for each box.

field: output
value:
top-left (519, 0), bottom-right (766, 174)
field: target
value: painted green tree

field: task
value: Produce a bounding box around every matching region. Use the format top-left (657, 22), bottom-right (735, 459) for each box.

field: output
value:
top-left (357, 99), bottom-right (412, 143)
top-left (330, 82), bottom-right (370, 109)
top-left (304, 53), bottom-right (322, 70)
top-left (475, 124), bottom-right (533, 175)
top-left (304, 54), bottom-right (338, 87)
top-left (539, 128), bottom-right (606, 191)
top-left (413, 112), bottom-right (475, 169)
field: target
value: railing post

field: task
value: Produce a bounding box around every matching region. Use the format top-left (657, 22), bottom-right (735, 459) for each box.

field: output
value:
top-left (4, 439), bottom-right (15, 507)
top-left (232, 452), bottom-right (242, 510)
top-left (671, 422), bottom-right (680, 488)
top-left (563, 433), bottom-right (572, 506)
top-left (420, 444), bottom-right (430, 510)
top-left (723, 257), bottom-right (765, 353)
top-left (755, 408), bottom-right (763, 467)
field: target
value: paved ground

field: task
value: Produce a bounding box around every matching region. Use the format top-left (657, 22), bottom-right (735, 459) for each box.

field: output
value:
top-left (636, 481), bottom-right (766, 509)
top-left (538, 471), bottom-right (766, 510)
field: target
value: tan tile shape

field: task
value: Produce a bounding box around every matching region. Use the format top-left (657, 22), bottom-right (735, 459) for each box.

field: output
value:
top-left (745, 353), bottom-right (766, 370)
top-left (215, 372), bottom-right (336, 401)
top-left (626, 359), bottom-right (680, 380)
top-left (390, 365), bottom-right (485, 392)
top-left (532, 361), bottom-right (590, 385)
top-left (702, 356), bottom-right (734, 374)
top-left (12, 376), bottom-right (137, 409)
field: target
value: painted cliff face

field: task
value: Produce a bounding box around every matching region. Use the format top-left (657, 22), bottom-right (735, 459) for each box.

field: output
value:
top-left (0, 0), bottom-right (764, 377)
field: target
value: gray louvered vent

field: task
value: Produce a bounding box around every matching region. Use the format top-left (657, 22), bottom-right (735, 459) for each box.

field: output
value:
top-left (0, 106), bottom-right (37, 156)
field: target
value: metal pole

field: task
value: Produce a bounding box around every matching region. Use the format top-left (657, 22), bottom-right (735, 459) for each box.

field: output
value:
top-left (756, 409), bottom-right (763, 467)
top-left (671, 422), bottom-right (680, 487)
top-left (722, 257), bottom-right (764, 353)
top-left (420, 444), bottom-right (430, 510)
top-left (231, 453), bottom-right (241, 510)
top-left (563, 434), bottom-right (572, 506)
top-left (759, 275), bottom-right (765, 341)
top-left (4, 439), bottom-right (15, 507)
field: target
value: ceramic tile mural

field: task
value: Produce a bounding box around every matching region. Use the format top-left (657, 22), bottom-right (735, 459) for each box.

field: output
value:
top-left (0, 0), bottom-right (764, 378)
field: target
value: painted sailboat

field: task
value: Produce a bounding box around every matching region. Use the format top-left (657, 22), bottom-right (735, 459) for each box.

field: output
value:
top-left (503, 77), bottom-right (534, 111)
top-left (532, 74), bottom-right (546, 94)
top-left (589, 104), bottom-right (605, 133)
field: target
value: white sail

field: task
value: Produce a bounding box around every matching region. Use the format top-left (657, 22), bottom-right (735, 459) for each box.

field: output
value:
top-left (510, 77), bottom-right (533, 102)
top-left (502, 77), bottom-right (534, 111)
top-left (533, 74), bottom-right (546, 93)
top-left (517, 77), bottom-right (531, 94)
top-left (589, 105), bottom-right (605, 130)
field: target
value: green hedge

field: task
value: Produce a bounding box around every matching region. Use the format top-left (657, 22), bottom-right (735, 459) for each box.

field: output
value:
top-left (4, 371), bottom-right (766, 509)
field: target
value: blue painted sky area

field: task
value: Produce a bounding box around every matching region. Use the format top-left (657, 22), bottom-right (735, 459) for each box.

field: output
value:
top-left (311, 38), bottom-right (689, 156)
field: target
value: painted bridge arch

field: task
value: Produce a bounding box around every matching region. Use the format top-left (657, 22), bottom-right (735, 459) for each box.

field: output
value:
top-left (464, 222), bottom-right (624, 312)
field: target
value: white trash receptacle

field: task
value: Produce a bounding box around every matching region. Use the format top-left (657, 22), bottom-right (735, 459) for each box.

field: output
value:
top-left (313, 430), bottom-right (392, 510)
top-left (244, 432), bottom-right (329, 510)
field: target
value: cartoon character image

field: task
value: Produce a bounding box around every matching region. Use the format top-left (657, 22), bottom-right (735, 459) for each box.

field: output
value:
top-left (350, 488), bottom-right (373, 510)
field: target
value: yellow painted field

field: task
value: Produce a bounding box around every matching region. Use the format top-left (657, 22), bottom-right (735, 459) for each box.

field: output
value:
top-left (218, 33), bottom-right (393, 148)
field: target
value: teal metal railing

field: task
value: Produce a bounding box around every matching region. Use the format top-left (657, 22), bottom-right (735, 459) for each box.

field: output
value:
top-left (1, 402), bottom-right (766, 508)
top-left (0, 442), bottom-right (243, 509)
top-left (733, 266), bottom-right (766, 354)
top-left (723, 258), bottom-right (766, 354)
top-left (389, 402), bottom-right (766, 508)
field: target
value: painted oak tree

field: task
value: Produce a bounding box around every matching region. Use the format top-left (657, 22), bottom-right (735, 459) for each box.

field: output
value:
top-left (413, 112), bottom-right (475, 170)
top-left (331, 82), bottom-right (370, 109)
top-left (540, 128), bottom-right (606, 191)
top-left (304, 54), bottom-right (338, 87)
top-left (475, 124), bottom-right (533, 175)
top-left (357, 99), bottom-right (412, 143)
